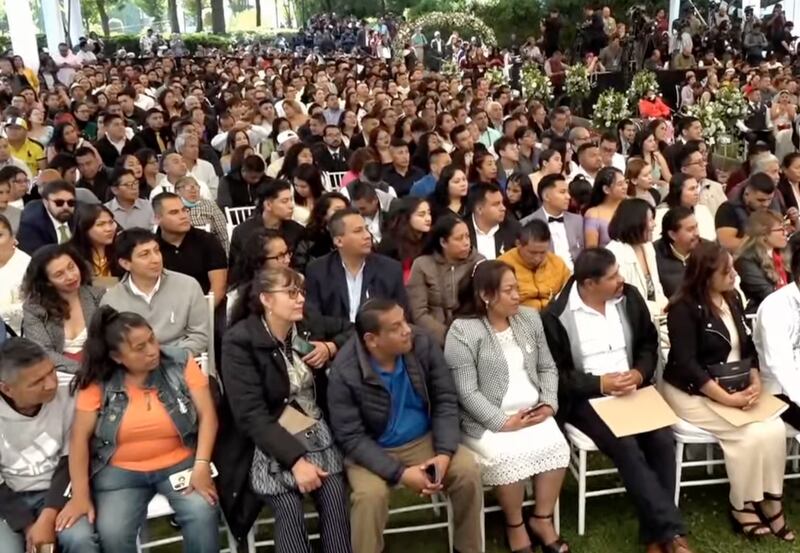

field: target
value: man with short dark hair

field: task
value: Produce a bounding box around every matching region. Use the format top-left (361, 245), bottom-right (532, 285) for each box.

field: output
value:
top-left (306, 208), bottom-right (409, 324)
top-left (313, 125), bottom-right (351, 173)
top-left (542, 249), bottom-right (692, 553)
top-left (409, 148), bottom-right (451, 198)
top-left (473, 110), bottom-right (501, 149)
top-left (101, 228), bottom-right (209, 355)
top-left (75, 147), bottom-right (112, 202)
top-left (139, 108), bottom-right (172, 154)
top-left (349, 181), bottom-right (386, 244)
top-left (94, 113), bottom-right (142, 167)
top-left (599, 133), bottom-right (625, 171)
top-left (17, 180), bottom-right (77, 254)
top-left (572, 143), bottom-right (603, 185)
top-left (654, 206), bottom-right (702, 297)
top-left (494, 136), bottom-right (520, 191)
top-left (665, 116), bottom-right (703, 172)
top-left (542, 107), bottom-right (570, 142)
top-left (715, 173), bottom-right (777, 251)
top-left (216, 154), bottom-right (270, 209)
top-left (466, 182), bottom-right (520, 260)
top-left (153, 192), bottom-right (227, 307)
top-left (381, 138), bottom-right (424, 197)
top-left (104, 169), bottom-right (154, 230)
top-left (499, 219), bottom-right (571, 310)
top-left (228, 179), bottom-right (304, 271)
top-left (116, 87), bottom-right (147, 127)
top-left (676, 142), bottom-right (726, 216)
top-left (0, 338), bottom-right (100, 553)
top-left (327, 299), bottom-right (483, 553)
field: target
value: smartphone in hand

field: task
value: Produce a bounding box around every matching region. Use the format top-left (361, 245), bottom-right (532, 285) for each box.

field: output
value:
top-left (523, 403), bottom-right (546, 416)
top-left (424, 463), bottom-right (440, 484)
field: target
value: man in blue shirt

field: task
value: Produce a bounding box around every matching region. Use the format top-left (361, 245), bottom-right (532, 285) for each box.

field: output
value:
top-left (409, 148), bottom-right (451, 198)
top-left (328, 299), bottom-right (482, 553)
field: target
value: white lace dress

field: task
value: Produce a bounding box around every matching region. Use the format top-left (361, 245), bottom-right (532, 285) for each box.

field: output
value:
top-left (463, 327), bottom-right (570, 486)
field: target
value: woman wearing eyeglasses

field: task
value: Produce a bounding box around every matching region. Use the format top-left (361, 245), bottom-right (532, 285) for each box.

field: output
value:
top-left (21, 243), bottom-right (105, 373)
top-left (734, 211), bottom-right (790, 314)
top-left (220, 267), bottom-right (353, 553)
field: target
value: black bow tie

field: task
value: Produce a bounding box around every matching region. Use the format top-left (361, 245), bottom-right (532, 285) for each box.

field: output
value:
top-left (548, 216), bottom-right (564, 223)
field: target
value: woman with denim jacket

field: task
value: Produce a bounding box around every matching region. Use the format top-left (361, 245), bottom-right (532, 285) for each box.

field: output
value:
top-left (55, 306), bottom-right (220, 553)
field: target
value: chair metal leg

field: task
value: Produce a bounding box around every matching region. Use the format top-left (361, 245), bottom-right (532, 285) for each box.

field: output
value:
top-left (705, 443), bottom-right (714, 476)
top-left (446, 498), bottom-right (455, 553)
top-left (578, 449), bottom-right (587, 536)
top-left (432, 492), bottom-right (443, 517)
top-left (479, 491), bottom-right (487, 553)
top-left (554, 498), bottom-right (560, 535)
top-left (674, 441), bottom-right (684, 506)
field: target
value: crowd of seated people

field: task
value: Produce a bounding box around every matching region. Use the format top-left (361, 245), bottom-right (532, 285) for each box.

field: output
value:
top-left (7, 14), bottom-right (800, 553)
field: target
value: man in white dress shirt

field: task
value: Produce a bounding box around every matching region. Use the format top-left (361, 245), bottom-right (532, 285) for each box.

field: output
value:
top-left (175, 134), bottom-right (218, 200)
top-left (570, 143), bottom-right (603, 186)
top-left (50, 43), bottom-right (81, 87)
top-left (151, 153), bottom-right (211, 201)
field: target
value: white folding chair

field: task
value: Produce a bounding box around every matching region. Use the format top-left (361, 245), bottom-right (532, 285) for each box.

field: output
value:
top-left (564, 423), bottom-right (625, 536)
top-left (246, 492), bottom-right (454, 552)
top-left (136, 494), bottom-right (238, 552)
top-left (322, 171), bottom-right (346, 191)
top-left (203, 293), bottom-right (218, 383)
top-left (225, 206), bottom-right (255, 226)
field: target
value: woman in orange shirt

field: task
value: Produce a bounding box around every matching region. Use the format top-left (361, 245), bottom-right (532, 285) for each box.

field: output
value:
top-left (55, 307), bottom-right (219, 553)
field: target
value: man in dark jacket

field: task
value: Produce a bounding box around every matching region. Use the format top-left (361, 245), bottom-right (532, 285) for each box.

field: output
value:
top-left (305, 207), bottom-right (410, 324)
top-left (17, 180), bottom-right (77, 255)
top-left (327, 298), bottom-right (482, 553)
top-left (93, 114), bottom-right (142, 168)
top-left (466, 182), bottom-right (521, 260)
top-left (541, 248), bottom-right (692, 552)
top-left (312, 125), bottom-right (351, 173)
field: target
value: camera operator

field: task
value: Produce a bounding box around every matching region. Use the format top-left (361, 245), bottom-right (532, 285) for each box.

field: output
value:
top-left (542, 9), bottom-right (563, 57)
top-left (744, 22), bottom-right (769, 64)
top-left (773, 21), bottom-right (795, 58)
top-left (580, 8), bottom-right (609, 56)
top-left (599, 33), bottom-right (623, 72)
top-left (742, 6), bottom-right (760, 37)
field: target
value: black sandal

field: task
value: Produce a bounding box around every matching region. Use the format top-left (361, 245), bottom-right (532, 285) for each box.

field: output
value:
top-left (756, 493), bottom-right (795, 542)
top-left (730, 505), bottom-right (770, 539)
top-left (528, 513), bottom-right (571, 553)
top-left (505, 520), bottom-right (533, 553)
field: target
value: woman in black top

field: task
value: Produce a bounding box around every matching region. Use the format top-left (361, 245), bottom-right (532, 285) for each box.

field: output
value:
top-left (221, 267), bottom-right (352, 553)
top-left (662, 241), bottom-right (793, 541)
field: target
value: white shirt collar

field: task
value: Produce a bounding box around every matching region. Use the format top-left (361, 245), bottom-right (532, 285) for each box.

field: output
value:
top-left (568, 285), bottom-right (623, 316)
top-left (47, 209), bottom-right (69, 237)
top-left (128, 274), bottom-right (162, 305)
top-left (472, 215), bottom-right (499, 237)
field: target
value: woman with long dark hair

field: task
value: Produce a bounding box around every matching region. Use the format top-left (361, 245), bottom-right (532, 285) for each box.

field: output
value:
top-left (70, 203), bottom-right (119, 280)
top-left (654, 173), bottom-right (716, 241)
top-left (505, 173), bottom-right (540, 221)
top-left (293, 192), bottom-right (349, 274)
top-left (407, 214), bottom-right (483, 346)
top-left (468, 149), bottom-right (499, 187)
top-left (56, 307), bottom-right (220, 552)
top-left (429, 164), bottom-right (469, 220)
top-left (134, 148), bottom-right (159, 199)
top-left (376, 197), bottom-right (432, 282)
top-left (47, 122), bottom-right (83, 162)
top-left (277, 143), bottom-right (314, 181)
top-left (528, 149), bottom-right (563, 195)
top-left (629, 127), bottom-right (671, 193)
top-left (444, 260), bottom-right (570, 553)
top-left (21, 244), bottom-right (105, 373)
top-left (663, 241), bottom-right (793, 541)
top-left (583, 166), bottom-right (627, 248)
top-left (221, 267), bottom-right (352, 553)
top-left (412, 131), bottom-right (443, 173)
top-left (292, 164), bottom-right (325, 226)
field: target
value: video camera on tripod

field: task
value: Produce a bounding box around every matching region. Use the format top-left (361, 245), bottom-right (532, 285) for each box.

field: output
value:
top-left (628, 5), bottom-right (657, 38)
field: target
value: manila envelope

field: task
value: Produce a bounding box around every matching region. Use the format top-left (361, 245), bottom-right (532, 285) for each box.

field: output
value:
top-left (590, 386), bottom-right (679, 438)
top-left (277, 405), bottom-right (317, 434)
top-left (707, 394), bottom-right (787, 427)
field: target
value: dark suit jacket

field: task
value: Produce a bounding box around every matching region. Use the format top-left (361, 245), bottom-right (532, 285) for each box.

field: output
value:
top-left (94, 136), bottom-right (141, 167)
top-left (17, 201), bottom-right (76, 255)
top-left (139, 127), bottom-right (173, 154)
top-left (466, 216), bottom-right (521, 259)
top-left (305, 250), bottom-right (410, 323)
top-left (349, 133), bottom-right (368, 151)
top-left (522, 207), bottom-right (584, 264)
top-left (312, 144), bottom-right (351, 173)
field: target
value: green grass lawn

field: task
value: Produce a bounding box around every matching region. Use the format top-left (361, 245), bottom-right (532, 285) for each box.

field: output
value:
top-left (147, 467), bottom-right (800, 552)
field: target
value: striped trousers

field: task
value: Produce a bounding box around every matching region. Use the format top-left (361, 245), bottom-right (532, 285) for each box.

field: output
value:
top-left (261, 472), bottom-right (353, 553)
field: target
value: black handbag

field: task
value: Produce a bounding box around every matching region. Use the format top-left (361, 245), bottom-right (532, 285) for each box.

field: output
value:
top-left (707, 358), bottom-right (752, 393)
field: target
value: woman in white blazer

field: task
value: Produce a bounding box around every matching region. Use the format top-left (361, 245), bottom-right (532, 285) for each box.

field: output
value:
top-left (606, 198), bottom-right (668, 316)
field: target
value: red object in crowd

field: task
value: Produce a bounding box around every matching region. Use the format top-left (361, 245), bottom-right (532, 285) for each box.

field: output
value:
top-left (638, 97), bottom-right (671, 119)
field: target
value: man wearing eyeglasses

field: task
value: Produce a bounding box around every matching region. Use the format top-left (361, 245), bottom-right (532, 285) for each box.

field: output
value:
top-left (16, 180), bottom-right (76, 255)
top-left (677, 142), bottom-right (727, 217)
top-left (104, 169), bottom-right (154, 231)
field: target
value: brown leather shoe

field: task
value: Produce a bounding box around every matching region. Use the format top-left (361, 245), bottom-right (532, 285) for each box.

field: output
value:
top-left (662, 536), bottom-right (693, 553)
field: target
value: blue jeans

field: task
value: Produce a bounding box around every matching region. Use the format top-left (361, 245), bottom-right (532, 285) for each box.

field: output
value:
top-left (0, 490), bottom-right (100, 553)
top-left (92, 456), bottom-right (220, 553)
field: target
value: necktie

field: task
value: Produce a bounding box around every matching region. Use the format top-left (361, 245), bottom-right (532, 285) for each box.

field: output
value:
top-left (58, 224), bottom-right (71, 244)
top-left (548, 216), bottom-right (564, 224)
top-left (155, 132), bottom-right (166, 153)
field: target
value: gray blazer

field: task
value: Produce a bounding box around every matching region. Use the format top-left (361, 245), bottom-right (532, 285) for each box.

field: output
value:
top-left (22, 286), bottom-right (105, 373)
top-left (522, 207), bottom-right (584, 264)
top-left (443, 306), bottom-right (559, 439)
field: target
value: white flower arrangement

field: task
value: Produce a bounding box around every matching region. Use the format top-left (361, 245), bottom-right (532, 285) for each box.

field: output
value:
top-left (564, 64), bottom-right (593, 100)
top-left (485, 66), bottom-right (508, 87)
top-left (440, 60), bottom-right (461, 80)
top-left (714, 83), bottom-right (748, 129)
top-left (628, 70), bottom-right (659, 101)
top-left (592, 90), bottom-right (631, 132)
top-left (520, 63), bottom-right (554, 105)
top-left (684, 101), bottom-right (726, 146)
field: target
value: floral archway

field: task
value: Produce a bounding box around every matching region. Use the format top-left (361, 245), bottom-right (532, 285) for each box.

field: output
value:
top-left (392, 11), bottom-right (497, 57)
